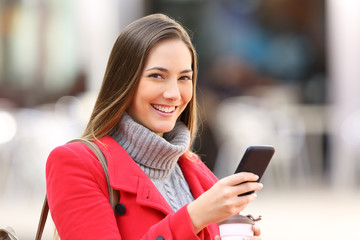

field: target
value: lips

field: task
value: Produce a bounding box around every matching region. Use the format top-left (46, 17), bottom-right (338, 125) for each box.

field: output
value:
top-left (151, 104), bottom-right (176, 113)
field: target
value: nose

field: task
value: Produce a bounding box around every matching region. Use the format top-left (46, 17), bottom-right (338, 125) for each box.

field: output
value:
top-left (163, 80), bottom-right (181, 100)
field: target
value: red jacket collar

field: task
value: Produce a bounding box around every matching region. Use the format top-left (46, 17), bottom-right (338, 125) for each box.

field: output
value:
top-left (95, 135), bottom-right (173, 214)
top-left (94, 135), bottom-right (218, 215)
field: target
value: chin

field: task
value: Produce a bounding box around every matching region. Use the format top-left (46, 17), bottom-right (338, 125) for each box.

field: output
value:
top-left (151, 123), bottom-right (176, 135)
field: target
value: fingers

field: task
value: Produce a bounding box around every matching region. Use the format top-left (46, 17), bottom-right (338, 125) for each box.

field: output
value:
top-left (188, 172), bottom-right (264, 232)
top-left (221, 172), bottom-right (259, 186)
top-left (218, 172), bottom-right (263, 197)
top-left (214, 173), bottom-right (263, 213)
top-left (252, 224), bottom-right (261, 236)
top-left (232, 192), bottom-right (257, 212)
top-left (249, 237), bottom-right (262, 240)
top-left (216, 234), bottom-right (259, 240)
top-left (234, 181), bottom-right (263, 196)
top-left (218, 189), bottom-right (259, 215)
top-left (220, 180), bottom-right (263, 200)
top-left (218, 235), bottom-right (260, 240)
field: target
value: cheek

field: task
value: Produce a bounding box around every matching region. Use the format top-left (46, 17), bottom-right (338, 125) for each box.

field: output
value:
top-left (182, 83), bottom-right (193, 104)
top-left (127, 88), bottom-right (144, 120)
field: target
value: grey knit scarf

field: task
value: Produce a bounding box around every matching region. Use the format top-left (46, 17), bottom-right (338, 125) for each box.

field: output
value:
top-left (111, 113), bottom-right (195, 211)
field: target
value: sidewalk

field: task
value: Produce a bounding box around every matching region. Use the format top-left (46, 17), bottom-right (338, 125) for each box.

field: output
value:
top-left (245, 187), bottom-right (360, 240)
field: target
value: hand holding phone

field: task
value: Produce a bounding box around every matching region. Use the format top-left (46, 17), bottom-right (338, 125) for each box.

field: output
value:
top-left (235, 146), bottom-right (275, 196)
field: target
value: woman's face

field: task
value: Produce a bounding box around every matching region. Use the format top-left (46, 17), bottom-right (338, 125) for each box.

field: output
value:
top-left (127, 38), bottom-right (193, 136)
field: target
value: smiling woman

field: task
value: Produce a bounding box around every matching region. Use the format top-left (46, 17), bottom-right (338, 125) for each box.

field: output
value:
top-left (45, 13), bottom-right (263, 240)
top-left (128, 38), bottom-right (193, 136)
top-left (82, 14), bottom-right (199, 144)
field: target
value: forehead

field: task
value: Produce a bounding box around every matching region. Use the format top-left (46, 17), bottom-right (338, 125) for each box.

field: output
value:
top-left (144, 39), bottom-right (192, 69)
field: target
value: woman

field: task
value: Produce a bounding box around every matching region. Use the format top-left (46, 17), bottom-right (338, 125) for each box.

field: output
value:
top-left (46, 13), bottom-right (263, 239)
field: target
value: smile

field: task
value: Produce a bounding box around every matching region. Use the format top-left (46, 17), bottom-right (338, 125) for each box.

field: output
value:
top-left (151, 104), bottom-right (177, 113)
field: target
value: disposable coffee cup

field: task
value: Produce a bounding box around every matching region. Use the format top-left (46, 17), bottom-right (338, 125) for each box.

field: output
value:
top-left (218, 214), bottom-right (261, 240)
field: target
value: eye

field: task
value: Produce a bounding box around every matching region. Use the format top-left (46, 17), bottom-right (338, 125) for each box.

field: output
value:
top-left (179, 75), bottom-right (192, 81)
top-left (149, 73), bottom-right (164, 79)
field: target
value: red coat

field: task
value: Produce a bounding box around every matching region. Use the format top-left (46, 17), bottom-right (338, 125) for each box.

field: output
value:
top-left (46, 135), bottom-right (220, 239)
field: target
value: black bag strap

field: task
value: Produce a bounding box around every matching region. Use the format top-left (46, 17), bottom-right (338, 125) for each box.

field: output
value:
top-left (35, 138), bottom-right (119, 240)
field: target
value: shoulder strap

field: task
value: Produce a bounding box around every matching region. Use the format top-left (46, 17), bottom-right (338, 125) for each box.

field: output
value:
top-left (35, 196), bottom-right (49, 240)
top-left (35, 138), bottom-right (119, 240)
top-left (67, 138), bottom-right (120, 211)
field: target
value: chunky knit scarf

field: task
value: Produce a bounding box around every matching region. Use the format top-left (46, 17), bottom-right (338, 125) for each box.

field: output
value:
top-left (111, 113), bottom-right (195, 211)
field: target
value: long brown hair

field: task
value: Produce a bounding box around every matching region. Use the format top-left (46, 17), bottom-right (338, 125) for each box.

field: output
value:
top-left (82, 14), bottom-right (198, 146)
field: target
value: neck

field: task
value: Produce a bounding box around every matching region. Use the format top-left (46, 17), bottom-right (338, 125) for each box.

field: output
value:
top-left (111, 112), bottom-right (190, 179)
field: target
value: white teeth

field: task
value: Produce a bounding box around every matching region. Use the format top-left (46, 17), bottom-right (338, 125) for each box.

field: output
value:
top-left (152, 104), bottom-right (176, 113)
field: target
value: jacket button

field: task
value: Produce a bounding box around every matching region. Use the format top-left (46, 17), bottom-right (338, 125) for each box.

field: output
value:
top-left (115, 203), bottom-right (126, 215)
top-left (155, 236), bottom-right (164, 240)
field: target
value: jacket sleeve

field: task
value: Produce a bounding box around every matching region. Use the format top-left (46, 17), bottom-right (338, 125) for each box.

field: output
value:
top-left (46, 144), bottom-right (121, 240)
top-left (141, 205), bottom-right (207, 240)
top-left (139, 155), bottom-right (218, 240)
top-left (46, 143), bottom-right (215, 240)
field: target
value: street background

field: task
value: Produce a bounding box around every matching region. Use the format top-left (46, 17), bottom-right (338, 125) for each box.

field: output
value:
top-left (1, 0), bottom-right (360, 239)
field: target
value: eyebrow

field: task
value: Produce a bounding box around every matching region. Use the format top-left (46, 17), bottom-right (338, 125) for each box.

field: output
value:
top-left (145, 67), bottom-right (193, 74)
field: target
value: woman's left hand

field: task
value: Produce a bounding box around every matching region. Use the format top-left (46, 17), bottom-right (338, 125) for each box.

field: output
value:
top-left (214, 224), bottom-right (262, 240)
top-left (252, 224), bottom-right (262, 239)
